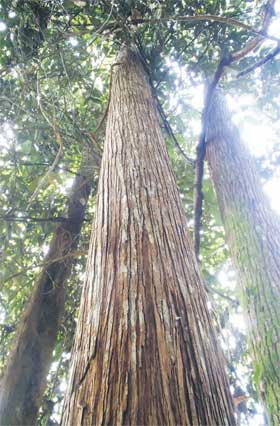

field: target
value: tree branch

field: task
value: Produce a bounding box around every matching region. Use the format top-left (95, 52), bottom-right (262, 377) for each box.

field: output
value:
top-left (3, 250), bottom-right (87, 284)
top-left (232, 0), bottom-right (276, 61)
top-left (206, 285), bottom-right (239, 306)
top-left (193, 0), bottom-right (276, 260)
top-left (193, 56), bottom-right (231, 260)
top-left (0, 215), bottom-right (91, 223)
top-left (27, 121), bottom-right (63, 206)
top-left (156, 100), bottom-right (195, 166)
top-left (129, 14), bottom-right (280, 44)
top-left (237, 42), bottom-right (280, 77)
top-left (136, 43), bottom-right (195, 167)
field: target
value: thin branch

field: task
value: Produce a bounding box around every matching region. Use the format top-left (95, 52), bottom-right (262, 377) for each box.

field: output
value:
top-left (0, 96), bottom-right (31, 116)
top-left (95, 0), bottom-right (115, 34)
top-left (25, 74), bottom-right (64, 206)
top-left (154, 26), bottom-right (207, 89)
top-left (206, 285), bottom-right (239, 306)
top-left (156, 100), bottom-right (195, 166)
top-left (27, 73), bottom-right (64, 206)
top-left (0, 215), bottom-right (91, 223)
top-left (88, 61), bottom-right (122, 145)
top-left (27, 121), bottom-right (63, 206)
top-left (0, 215), bottom-right (68, 223)
top-left (129, 14), bottom-right (280, 44)
top-left (19, 162), bottom-right (84, 175)
top-left (36, 70), bottom-right (53, 127)
top-left (136, 44), bottom-right (195, 167)
top-left (237, 42), bottom-right (280, 77)
top-left (3, 250), bottom-right (87, 284)
top-left (59, 49), bottom-right (76, 125)
top-left (232, 0), bottom-right (276, 61)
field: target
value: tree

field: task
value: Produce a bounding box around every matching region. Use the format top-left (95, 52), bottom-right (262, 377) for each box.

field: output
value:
top-left (0, 150), bottom-right (96, 426)
top-left (61, 47), bottom-right (235, 426)
top-left (205, 90), bottom-right (280, 424)
top-left (1, 1), bottom-right (280, 424)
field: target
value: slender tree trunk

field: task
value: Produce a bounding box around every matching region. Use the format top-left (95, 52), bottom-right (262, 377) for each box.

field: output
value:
top-left (206, 90), bottom-right (280, 425)
top-left (0, 150), bottom-right (97, 426)
top-left (62, 48), bottom-right (235, 426)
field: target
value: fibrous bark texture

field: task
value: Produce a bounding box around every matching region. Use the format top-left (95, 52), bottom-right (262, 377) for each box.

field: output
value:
top-left (206, 90), bottom-right (280, 425)
top-left (0, 152), bottom-right (96, 426)
top-left (62, 48), bottom-right (235, 426)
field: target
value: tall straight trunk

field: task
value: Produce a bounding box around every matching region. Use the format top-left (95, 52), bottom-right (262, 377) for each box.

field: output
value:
top-left (62, 48), bottom-right (235, 426)
top-left (206, 90), bottom-right (280, 424)
top-left (0, 150), bottom-right (96, 426)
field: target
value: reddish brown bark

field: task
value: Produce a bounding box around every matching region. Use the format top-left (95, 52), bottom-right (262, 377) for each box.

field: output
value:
top-left (61, 48), bottom-right (235, 426)
top-left (0, 151), bottom-right (96, 426)
top-left (206, 90), bottom-right (280, 424)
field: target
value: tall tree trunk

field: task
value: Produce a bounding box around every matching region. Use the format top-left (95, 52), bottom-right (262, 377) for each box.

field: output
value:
top-left (62, 48), bottom-right (235, 426)
top-left (0, 150), bottom-right (97, 426)
top-left (206, 90), bottom-right (280, 424)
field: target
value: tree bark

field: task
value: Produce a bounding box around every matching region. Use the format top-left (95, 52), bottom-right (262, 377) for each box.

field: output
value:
top-left (61, 48), bottom-right (235, 426)
top-left (206, 90), bottom-right (280, 425)
top-left (0, 150), bottom-right (96, 426)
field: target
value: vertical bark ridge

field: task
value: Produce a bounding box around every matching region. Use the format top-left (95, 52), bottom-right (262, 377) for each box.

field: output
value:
top-left (62, 48), bottom-right (235, 426)
top-left (0, 150), bottom-right (96, 426)
top-left (206, 90), bottom-right (280, 424)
